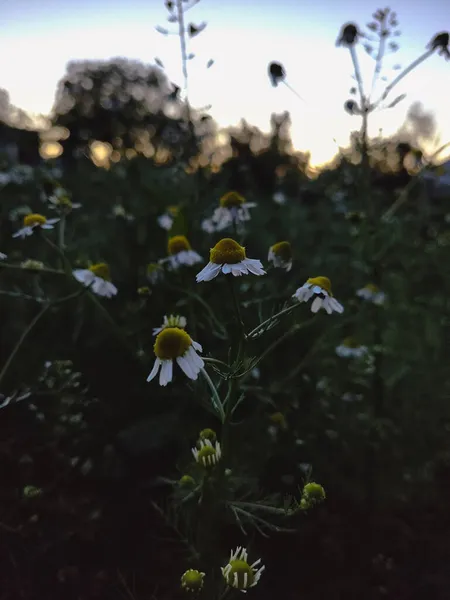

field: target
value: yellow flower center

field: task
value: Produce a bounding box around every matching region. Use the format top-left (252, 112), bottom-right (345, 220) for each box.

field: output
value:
top-left (271, 241), bottom-right (292, 261)
top-left (197, 445), bottom-right (217, 463)
top-left (220, 191), bottom-right (245, 209)
top-left (226, 560), bottom-right (254, 588)
top-left (24, 213), bottom-right (47, 227)
top-left (89, 263), bottom-right (111, 281)
top-left (181, 570), bottom-right (204, 590)
top-left (343, 337), bottom-right (359, 348)
top-left (138, 286), bottom-right (151, 296)
top-left (168, 235), bottom-right (191, 255)
top-left (58, 197), bottom-right (73, 209)
top-left (269, 412), bottom-right (287, 427)
top-left (365, 283), bottom-right (379, 293)
top-left (210, 238), bottom-right (246, 264)
top-left (199, 428), bottom-right (217, 443)
top-left (154, 327), bottom-right (192, 360)
top-left (168, 205), bottom-right (179, 217)
top-left (179, 475), bottom-right (195, 487)
top-left (307, 276), bottom-right (333, 295)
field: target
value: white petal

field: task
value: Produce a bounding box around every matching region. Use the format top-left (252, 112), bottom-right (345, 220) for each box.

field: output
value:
top-left (192, 340), bottom-right (203, 352)
top-left (243, 258), bottom-right (266, 275)
top-left (176, 354), bottom-right (196, 379)
top-left (147, 359), bottom-right (162, 382)
top-left (196, 262), bottom-right (222, 282)
top-left (159, 360), bottom-right (173, 386)
top-left (73, 269), bottom-right (95, 285)
top-left (311, 297), bottom-right (323, 313)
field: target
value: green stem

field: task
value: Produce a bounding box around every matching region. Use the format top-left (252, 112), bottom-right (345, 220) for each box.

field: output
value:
top-left (247, 302), bottom-right (301, 339)
top-left (0, 289), bottom-right (83, 387)
top-left (0, 263), bottom-right (64, 276)
top-left (201, 368), bottom-right (225, 422)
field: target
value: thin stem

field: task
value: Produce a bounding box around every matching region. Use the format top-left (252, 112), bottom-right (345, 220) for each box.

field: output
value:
top-left (0, 263), bottom-right (64, 276)
top-left (350, 45), bottom-right (366, 109)
top-left (247, 302), bottom-right (300, 339)
top-left (200, 368), bottom-right (225, 422)
top-left (0, 289), bottom-right (83, 387)
top-left (370, 21), bottom-right (387, 100)
top-left (41, 233), bottom-right (72, 277)
top-left (58, 215), bottom-right (66, 251)
top-left (228, 277), bottom-right (245, 336)
top-left (374, 49), bottom-right (434, 107)
top-left (176, 0), bottom-right (189, 99)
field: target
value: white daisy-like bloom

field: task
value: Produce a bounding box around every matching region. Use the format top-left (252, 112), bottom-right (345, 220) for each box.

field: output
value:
top-left (12, 213), bottom-right (60, 239)
top-left (196, 238), bottom-right (266, 283)
top-left (268, 241), bottom-right (293, 271)
top-left (160, 235), bottom-right (203, 270)
top-left (356, 283), bottom-right (386, 305)
top-left (336, 337), bottom-right (369, 358)
top-left (292, 276), bottom-right (344, 314)
top-left (201, 217), bottom-right (217, 234)
top-left (157, 206), bottom-right (179, 231)
top-left (208, 191), bottom-right (257, 231)
top-left (157, 213), bottom-right (173, 230)
top-left (0, 252), bottom-right (7, 260)
top-left (73, 263), bottom-right (118, 298)
top-left (153, 314), bottom-right (187, 336)
top-left (147, 327), bottom-right (204, 386)
top-left (192, 438), bottom-right (222, 467)
top-left (48, 189), bottom-right (81, 213)
top-left (221, 547), bottom-right (265, 593)
top-left (273, 191), bottom-right (287, 205)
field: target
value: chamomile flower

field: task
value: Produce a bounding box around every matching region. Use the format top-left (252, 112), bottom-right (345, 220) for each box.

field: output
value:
top-left (48, 190), bottom-right (81, 214)
top-left (160, 235), bottom-right (203, 270)
top-left (196, 238), bottom-right (266, 282)
top-left (336, 337), bottom-right (368, 358)
top-left (268, 241), bottom-right (293, 271)
top-left (208, 191), bottom-right (257, 231)
top-left (73, 263), bottom-right (118, 298)
top-left (356, 283), bottom-right (386, 305)
top-left (153, 314), bottom-right (187, 336)
top-left (0, 252), bottom-right (6, 260)
top-left (147, 327), bottom-right (204, 386)
top-left (181, 569), bottom-right (205, 593)
top-left (192, 438), bottom-right (222, 467)
top-left (157, 205), bottom-right (179, 230)
top-left (13, 213), bottom-right (60, 239)
top-left (157, 213), bottom-right (174, 230)
top-left (273, 191), bottom-right (287, 205)
top-left (293, 276), bottom-right (344, 314)
top-left (221, 547), bottom-right (265, 593)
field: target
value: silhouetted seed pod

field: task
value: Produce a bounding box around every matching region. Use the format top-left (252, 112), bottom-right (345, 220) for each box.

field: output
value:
top-left (427, 32), bottom-right (450, 59)
top-left (268, 62), bottom-right (285, 87)
top-left (427, 32), bottom-right (449, 51)
top-left (336, 23), bottom-right (359, 47)
top-left (344, 100), bottom-right (360, 115)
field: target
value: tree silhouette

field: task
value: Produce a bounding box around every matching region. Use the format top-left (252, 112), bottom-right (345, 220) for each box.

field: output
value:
top-left (51, 58), bottom-right (204, 162)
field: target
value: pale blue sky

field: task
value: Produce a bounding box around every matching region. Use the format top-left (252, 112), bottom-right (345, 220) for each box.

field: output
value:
top-left (0, 0), bottom-right (448, 165)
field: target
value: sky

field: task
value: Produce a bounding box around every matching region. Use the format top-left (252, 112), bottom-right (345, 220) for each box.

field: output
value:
top-left (0, 0), bottom-right (449, 166)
